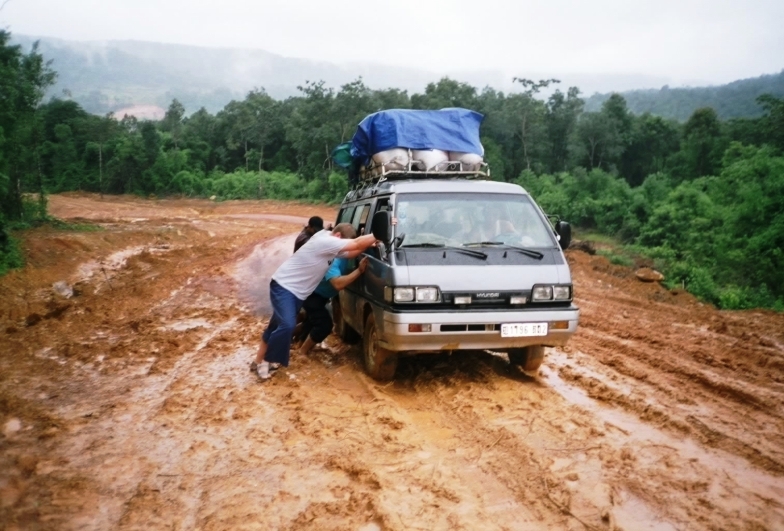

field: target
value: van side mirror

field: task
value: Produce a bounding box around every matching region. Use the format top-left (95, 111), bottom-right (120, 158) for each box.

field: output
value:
top-left (555, 221), bottom-right (571, 249)
top-left (371, 210), bottom-right (392, 244)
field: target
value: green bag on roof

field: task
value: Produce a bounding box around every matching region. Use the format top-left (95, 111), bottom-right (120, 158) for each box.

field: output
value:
top-left (331, 142), bottom-right (353, 169)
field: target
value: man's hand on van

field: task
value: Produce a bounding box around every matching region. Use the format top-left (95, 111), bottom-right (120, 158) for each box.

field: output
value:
top-left (358, 256), bottom-right (369, 273)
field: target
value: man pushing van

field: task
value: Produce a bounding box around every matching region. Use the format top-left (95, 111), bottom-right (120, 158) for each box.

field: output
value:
top-left (251, 223), bottom-right (378, 380)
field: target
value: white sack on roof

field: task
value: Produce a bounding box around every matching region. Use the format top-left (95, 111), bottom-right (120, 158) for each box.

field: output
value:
top-left (448, 151), bottom-right (484, 171)
top-left (371, 148), bottom-right (410, 170)
top-left (412, 149), bottom-right (449, 171)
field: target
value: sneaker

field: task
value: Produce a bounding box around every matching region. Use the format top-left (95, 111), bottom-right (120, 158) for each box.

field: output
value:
top-left (256, 361), bottom-right (282, 380)
top-left (256, 361), bottom-right (272, 380)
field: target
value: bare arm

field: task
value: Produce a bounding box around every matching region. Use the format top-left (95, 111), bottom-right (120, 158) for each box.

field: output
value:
top-left (329, 257), bottom-right (368, 291)
top-left (339, 233), bottom-right (377, 253)
top-left (342, 248), bottom-right (366, 259)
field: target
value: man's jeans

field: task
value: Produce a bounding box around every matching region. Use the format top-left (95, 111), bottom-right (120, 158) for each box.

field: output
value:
top-left (262, 280), bottom-right (304, 367)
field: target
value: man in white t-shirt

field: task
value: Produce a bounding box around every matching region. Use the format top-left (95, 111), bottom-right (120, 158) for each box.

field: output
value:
top-left (251, 223), bottom-right (378, 380)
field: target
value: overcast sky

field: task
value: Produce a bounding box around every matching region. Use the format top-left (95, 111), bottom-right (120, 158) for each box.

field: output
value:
top-left (2, 0), bottom-right (782, 86)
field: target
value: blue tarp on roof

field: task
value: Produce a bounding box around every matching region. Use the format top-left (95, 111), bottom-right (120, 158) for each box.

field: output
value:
top-left (349, 108), bottom-right (484, 164)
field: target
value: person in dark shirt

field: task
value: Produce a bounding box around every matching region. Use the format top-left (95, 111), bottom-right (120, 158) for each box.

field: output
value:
top-left (294, 216), bottom-right (325, 253)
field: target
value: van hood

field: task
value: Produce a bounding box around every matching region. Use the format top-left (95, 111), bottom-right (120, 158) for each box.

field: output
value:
top-left (395, 261), bottom-right (571, 291)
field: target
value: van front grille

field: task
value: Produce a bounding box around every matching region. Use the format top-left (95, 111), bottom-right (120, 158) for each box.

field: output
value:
top-left (440, 324), bottom-right (500, 332)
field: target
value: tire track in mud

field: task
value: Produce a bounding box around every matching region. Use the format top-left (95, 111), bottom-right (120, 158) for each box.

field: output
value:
top-left (570, 316), bottom-right (784, 476)
top-left (568, 253), bottom-right (784, 484)
top-left (368, 365), bottom-right (648, 531)
top-left (579, 308), bottom-right (784, 410)
top-left (47, 315), bottom-right (244, 529)
top-left (429, 351), bottom-right (784, 530)
top-left (261, 359), bottom-right (554, 530)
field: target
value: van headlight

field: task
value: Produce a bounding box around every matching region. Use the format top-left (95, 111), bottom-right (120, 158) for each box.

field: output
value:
top-left (385, 286), bottom-right (441, 303)
top-left (532, 284), bottom-right (572, 302)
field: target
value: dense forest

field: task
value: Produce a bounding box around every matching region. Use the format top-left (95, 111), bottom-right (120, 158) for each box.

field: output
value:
top-left (2, 31), bottom-right (783, 310)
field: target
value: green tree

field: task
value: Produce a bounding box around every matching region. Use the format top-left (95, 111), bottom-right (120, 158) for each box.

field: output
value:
top-left (285, 80), bottom-right (339, 176)
top-left (333, 79), bottom-right (375, 143)
top-left (44, 123), bottom-right (82, 191)
top-left (245, 88), bottom-right (280, 171)
top-left (546, 87), bottom-right (584, 172)
top-left (84, 113), bottom-right (118, 196)
top-left (371, 88), bottom-right (411, 111)
top-left (757, 94), bottom-right (784, 152)
top-left (161, 98), bottom-right (186, 149)
top-left (711, 144), bottom-right (784, 295)
top-left (411, 77), bottom-right (478, 110)
top-left (573, 94), bottom-right (632, 172)
top-left (510, 78), bottom-right (558, 172)
top-left (572, 112), bottom-right (615, 170)
top-left (0, 31), bottom-right (56, 221)
top-left (182, 107), bottom-right (217, 172)
top-left (676, 107), bottom-right (726, 179)
top-left (619, 114), bottom-right (680, 186)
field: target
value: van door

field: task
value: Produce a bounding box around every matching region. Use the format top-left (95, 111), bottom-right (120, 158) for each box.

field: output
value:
top-left (341, 202), bottom-right (372, 331)
top-left (346, 198), bottom-right (392, 334)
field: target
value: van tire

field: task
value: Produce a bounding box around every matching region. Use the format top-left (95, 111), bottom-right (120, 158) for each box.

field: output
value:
top-left (363, 313), bottom-right (398, 381)
top-left (332, 297), bottom-right (359, 344)
top-left (507, 346), bottom-right (545, 373)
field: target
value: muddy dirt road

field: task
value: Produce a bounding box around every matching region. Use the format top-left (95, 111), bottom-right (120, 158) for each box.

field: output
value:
top-left (1, 193), bottom-right (783, 530)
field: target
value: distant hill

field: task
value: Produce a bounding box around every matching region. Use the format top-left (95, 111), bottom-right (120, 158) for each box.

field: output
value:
top-left (12, 34), bottom-right (464, 114)
top-left (10, 34), bottom-right (782, 121)
top-left (584, 70), bottom-right (784, 121)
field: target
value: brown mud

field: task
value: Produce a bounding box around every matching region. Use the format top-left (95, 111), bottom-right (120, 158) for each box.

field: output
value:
top-left (1, 193), bottom-right (783, 530)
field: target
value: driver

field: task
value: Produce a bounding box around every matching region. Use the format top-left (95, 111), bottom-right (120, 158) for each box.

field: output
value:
top-left (392, 202), bottom-right (426, 240)
top-left (473, 208), bottom-right (510, 241)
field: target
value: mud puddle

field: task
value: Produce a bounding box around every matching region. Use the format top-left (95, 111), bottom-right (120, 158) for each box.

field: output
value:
top-left (542, 349), bottom-right (784, 528)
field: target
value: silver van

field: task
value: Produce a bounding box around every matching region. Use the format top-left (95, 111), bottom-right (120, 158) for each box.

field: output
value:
top-left (332, 173), bottom-right (579, 380)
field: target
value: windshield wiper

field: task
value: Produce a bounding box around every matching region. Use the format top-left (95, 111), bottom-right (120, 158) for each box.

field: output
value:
top-left (463, 241), bottom-right (504, 247)
top-left (401, 242), bottom-right (443, 248)
top-left (402, 243), bottom-right (487, 259)
top-left (462, 241), bottom-right (544, 260)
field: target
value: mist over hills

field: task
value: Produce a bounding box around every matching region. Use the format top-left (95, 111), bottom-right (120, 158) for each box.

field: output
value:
top-left (12, 34), bottom-right (784, 121)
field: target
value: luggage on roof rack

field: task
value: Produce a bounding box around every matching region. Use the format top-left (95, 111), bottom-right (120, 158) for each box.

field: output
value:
top-left (333, 108), bottom-right (490, 185)
top-left (358, 148), bottom-right (489, 183)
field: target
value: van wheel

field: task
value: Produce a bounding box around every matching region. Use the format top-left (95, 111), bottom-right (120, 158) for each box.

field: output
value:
top-left (507, 346), bottom-right (545, 373)
top-left (363, 313), bottom-right (398, 381)
top-left (332, 297), bottom-right (359, 344)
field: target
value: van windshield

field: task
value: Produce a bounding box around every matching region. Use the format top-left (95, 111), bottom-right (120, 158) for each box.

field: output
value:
top-left (394, 193), bottom-right (556, 248)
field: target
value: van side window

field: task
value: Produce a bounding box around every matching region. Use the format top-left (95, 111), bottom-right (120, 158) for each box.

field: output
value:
top-left (358, 205), bottom-right (371, 235)
top-left (338, 206), bottom-right (355, 224)
top-left (352, 204), bottom-right (371, 235)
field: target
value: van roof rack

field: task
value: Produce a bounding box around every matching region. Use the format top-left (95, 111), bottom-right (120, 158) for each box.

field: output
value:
top-left (355, 159), bottom-right (490, 187)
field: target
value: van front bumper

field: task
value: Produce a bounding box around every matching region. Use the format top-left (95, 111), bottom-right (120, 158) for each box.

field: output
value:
top-left (378, 307), bottom-right (579, 352)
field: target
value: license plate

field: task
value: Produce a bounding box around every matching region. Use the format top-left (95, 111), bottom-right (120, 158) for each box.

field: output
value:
top-left (501, 322), bottom-right (548, 337)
